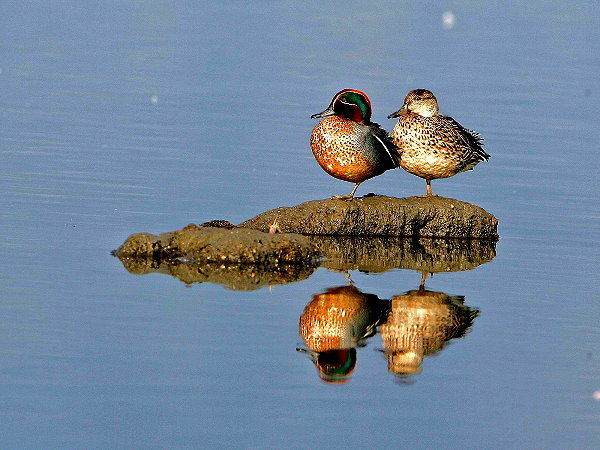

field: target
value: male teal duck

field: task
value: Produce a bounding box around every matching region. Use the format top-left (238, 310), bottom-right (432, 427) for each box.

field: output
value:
top-left (311, 89), bottom-right (399, 199)
top-left (388, 89), bottom-right (489, 196)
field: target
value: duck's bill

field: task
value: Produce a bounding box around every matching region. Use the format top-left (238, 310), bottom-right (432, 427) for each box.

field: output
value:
top-left (387, 105), bottom-right (408, 119)
top-left (311, 107), bottom-right (335, 119)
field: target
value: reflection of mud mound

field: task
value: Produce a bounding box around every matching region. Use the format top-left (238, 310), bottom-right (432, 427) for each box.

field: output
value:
top-left (298, 285), bottom-right (387, 383)
top-left (310, 236), bottom-right (496, 273)
top-left (379, 290), bottom-right (478, 376)
top-left (240, 195), bottom-right (498, 239)
top-left (117, 257), bottom-right (318, 291)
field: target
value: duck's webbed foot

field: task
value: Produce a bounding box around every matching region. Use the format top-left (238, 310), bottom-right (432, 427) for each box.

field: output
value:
top-left (331, 194), bottom-right (353, 200)
top-left (331, 182), bottom-right (361, 200)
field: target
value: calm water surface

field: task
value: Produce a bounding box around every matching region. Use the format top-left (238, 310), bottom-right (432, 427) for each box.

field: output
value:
top-left (1, 1), bottom-right (599, 448)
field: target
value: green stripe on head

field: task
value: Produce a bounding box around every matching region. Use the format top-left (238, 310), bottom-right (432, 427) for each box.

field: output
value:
top-left (343, 92), bottom-right (370, 121)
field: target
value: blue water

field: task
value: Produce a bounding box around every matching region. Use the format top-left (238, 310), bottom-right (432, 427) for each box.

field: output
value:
top-left (1, 1), bottom-right (599, 448)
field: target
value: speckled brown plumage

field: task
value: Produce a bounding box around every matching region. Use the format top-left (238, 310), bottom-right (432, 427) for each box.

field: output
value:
top-left (311, 116), bottom-right (395, 183)
top-left (388, 89), bottom-right (489, 196)
top-left (311, 89), bottom-right (399, 199)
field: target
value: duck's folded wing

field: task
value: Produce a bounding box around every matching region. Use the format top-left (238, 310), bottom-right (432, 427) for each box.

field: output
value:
top-left (437, 115), bottom-right (490, 162)
top-left (368, 122), bottom-right (401, 168)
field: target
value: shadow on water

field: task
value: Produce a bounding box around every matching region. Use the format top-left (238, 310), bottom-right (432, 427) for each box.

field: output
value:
top-left (297, 273), bottom-right (479, 384)
top-left (114, 236), bottom-right (496, 290)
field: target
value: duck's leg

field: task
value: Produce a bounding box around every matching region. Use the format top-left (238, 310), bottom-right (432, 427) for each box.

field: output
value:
top-left (419, 272), bottom-right (429, 290)
top-left (426, 180), bottom-right (435, 197)
top-left (331, 182), bottom-right (361, 200)
top-left (348, 182), bottom-right (361, 198)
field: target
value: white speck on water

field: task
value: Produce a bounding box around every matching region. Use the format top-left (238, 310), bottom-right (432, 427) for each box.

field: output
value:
top-left (150, 95), bottom-right (159, 104)
top-left (593, 391), bottom-right (600, 401)
top-left (442, 11), bottom-right (456, 30)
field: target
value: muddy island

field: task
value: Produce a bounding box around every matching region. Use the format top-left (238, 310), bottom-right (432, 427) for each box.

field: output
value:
top-left (113, 196), bottom-right (498, 289)
top-left (240, 195), bottom-right (498, 239)
top-left (114, 223), bottom-right (320, 265)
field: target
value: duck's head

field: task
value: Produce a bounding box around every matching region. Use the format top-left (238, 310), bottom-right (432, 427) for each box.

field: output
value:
top-left (388, 89), bottom-right (439, 118)
top-left (311, 89), bottom-right (372, 124)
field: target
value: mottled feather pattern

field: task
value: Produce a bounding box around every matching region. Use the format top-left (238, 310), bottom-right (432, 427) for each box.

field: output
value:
top-left (438, 115), bottom-right (489, 167)
top-left (391, 113), bottom-right (488, 179)
top-left (311, 116), bottom-right (398, 183)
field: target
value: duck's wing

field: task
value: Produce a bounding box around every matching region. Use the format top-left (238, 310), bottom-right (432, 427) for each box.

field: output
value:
top-left (367, 122), bottom-right (401, 168)
top-left (437, 115), bottom-right (490, 163)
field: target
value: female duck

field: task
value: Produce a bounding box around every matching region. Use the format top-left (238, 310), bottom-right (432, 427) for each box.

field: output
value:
top-left (388, 89), bottom-right (489, 196)
top-left (311, 89), bottom-right (399, 199)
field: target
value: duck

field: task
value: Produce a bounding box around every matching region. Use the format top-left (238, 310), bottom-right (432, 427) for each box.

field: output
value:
top-left (388, 89), bottom-right (489, 196)
top-left (310, 89), bottom-right (399, 199)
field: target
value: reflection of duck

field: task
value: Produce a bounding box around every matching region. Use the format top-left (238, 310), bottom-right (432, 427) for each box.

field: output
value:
top-left (379, 279), bottom-right (478, 377)
top-left (296, 348), bottom-right (358, 385)
top-left (298, 285), bottom-right (386, 383)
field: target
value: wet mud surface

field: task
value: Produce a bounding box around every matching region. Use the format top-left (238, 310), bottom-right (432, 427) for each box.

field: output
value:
top-left (240, 195), bottom-right (498, 239)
